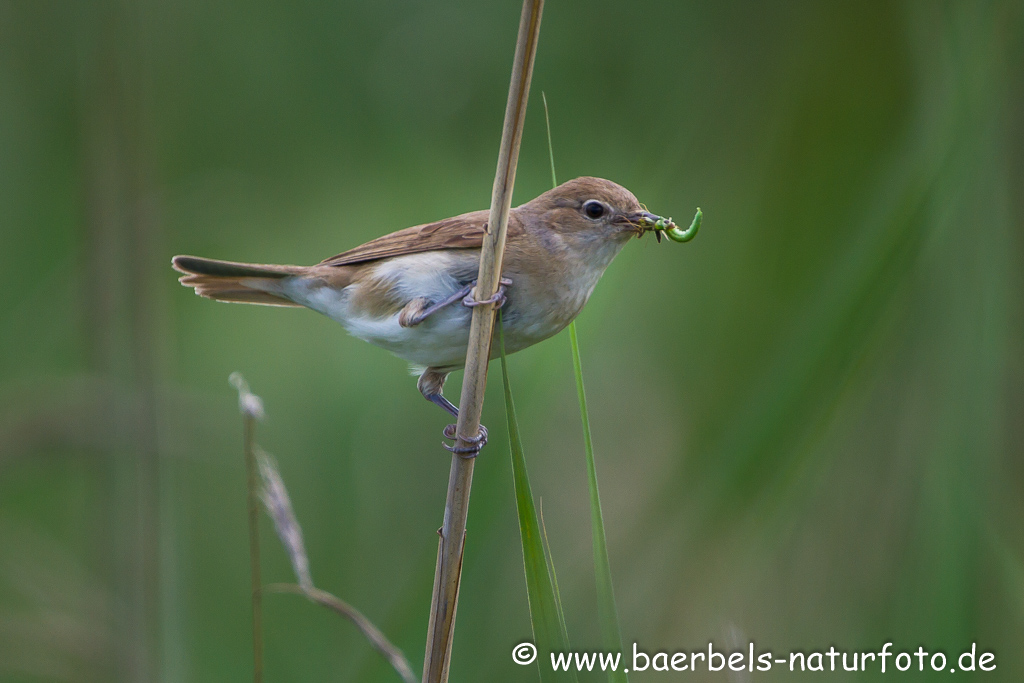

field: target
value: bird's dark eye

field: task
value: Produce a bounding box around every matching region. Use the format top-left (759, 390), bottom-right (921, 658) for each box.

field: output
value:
top-left (583, 200), bottom-right (605, 219)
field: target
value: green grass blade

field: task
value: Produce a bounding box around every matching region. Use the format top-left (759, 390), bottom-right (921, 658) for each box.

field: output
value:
top-left (541, 92), bottom-right (558, 189)
top-left (543, 92), bottom-right (628, 681)
top-left (569, 323), bottom-right (628, 683)
top-left (537, 500), bottom-right (569, 642)
top-left (500, 319), bottom-right (576, 682)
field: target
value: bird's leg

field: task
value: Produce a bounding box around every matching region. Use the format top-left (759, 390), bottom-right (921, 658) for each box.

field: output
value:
top-left (418, 367), bottom-right (488, 458)
top-left (400, 277), bottom-right (512, 330)
top-left (400, 277), bottom-right (513, 328)
top-left (426, 392), bottom-right (459, 419)
top-left (398, 283), bottom-right (475, 328)
top-left (412, 272), bottom-right (510, 454)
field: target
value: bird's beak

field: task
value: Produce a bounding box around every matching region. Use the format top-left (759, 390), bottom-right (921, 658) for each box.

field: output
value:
top-left (619, 209), bottom-right (702, 243)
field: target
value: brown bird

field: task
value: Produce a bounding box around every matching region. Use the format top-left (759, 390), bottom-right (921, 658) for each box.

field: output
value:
top-left (173, 176), bottom-right (697, 449)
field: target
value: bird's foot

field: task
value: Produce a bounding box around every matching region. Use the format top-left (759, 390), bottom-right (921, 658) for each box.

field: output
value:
top-left (399, 283), bottom-right (475, 328)
top-left (442, 423), bottom-right (488, 459)
top-left (399, 277), bottom-right (511, 327)
top-left (462, 278), bottom-right (512, 309)
top-left (424, 387), bottom-right (488, 457)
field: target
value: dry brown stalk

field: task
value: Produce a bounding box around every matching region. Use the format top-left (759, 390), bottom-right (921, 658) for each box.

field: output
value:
top-left (420, 1), bottom-right (545, 681)
top-left (231, 373), bottom-right (265, 683)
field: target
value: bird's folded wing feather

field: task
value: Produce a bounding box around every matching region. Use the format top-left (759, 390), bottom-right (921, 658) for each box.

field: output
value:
top-left (319, 209), bottom-right (518, 266)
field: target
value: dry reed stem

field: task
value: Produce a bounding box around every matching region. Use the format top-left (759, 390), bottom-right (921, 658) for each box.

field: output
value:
top-left (244, 412), bottom-right (263, 683)
top-left (421, 1), bottom-right (544, 681)
top-left (231, 373), bottom-right (264, 683)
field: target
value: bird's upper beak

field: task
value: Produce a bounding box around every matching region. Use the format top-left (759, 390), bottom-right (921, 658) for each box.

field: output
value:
top-left (617, 209), bottom-right (701, 243)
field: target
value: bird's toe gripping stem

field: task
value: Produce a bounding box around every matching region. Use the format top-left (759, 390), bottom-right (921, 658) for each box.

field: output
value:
top-left (462, 278), bottom-right (512, 309)
top-left (442, 423), bottom-right (488, 458)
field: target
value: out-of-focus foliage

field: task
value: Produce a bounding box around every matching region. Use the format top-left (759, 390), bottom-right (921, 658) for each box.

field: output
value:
top-left (1, 1), bottom-right (1021, 681)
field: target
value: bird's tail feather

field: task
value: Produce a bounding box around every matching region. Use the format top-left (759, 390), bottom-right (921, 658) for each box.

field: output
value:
top-left (172, 255), bottom-right (304, 307)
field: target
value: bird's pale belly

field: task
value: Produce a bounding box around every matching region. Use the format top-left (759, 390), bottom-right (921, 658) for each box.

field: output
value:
top-left (282, 251), bottom-right (582, 369)
top-left (337, 290), bottom-right (574, 369)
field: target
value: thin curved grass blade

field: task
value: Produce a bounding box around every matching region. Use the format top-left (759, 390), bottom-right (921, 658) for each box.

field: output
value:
top-left (500, 319), bottom-right (577, 682)
top-left (569, 322), bottom-right (628, 683)
top-left (544, 92), bottom-right (628, 681)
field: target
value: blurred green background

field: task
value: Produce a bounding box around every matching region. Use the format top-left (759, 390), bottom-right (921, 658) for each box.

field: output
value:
top-left (1, 0), bottom-right (1022, 681)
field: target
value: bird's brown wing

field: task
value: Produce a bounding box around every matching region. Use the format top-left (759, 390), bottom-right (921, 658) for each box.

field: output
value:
top-left (319, 209), bottom-right (516, 266)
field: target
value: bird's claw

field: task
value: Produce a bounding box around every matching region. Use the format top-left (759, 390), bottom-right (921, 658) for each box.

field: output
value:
top-left (463, 278), bottom-right (512, 309)
top-left (442, 423), bottom-right (488, 458)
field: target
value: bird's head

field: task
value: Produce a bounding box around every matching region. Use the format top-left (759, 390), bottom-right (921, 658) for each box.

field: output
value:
top-left (522, 177), bottom-right (697, 250)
